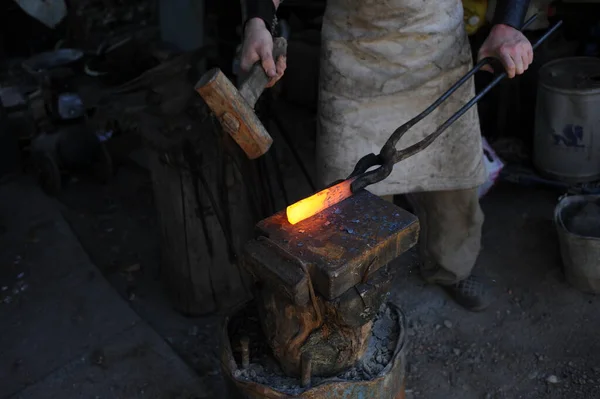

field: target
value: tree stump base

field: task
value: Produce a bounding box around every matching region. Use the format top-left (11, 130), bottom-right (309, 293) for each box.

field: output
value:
top-left (141, 112), bottom-right (272, 316)
top-left (255, 265), bottom-right (394, 377)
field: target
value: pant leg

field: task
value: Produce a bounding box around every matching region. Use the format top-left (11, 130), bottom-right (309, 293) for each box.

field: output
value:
top-left (406, 188), bottom-right (484, 286)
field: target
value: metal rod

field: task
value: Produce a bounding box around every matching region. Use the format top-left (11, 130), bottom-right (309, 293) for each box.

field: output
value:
top-left (258, 156), bottom-right (276, 214)
top-left (301, 352), bottom-right (312, 388)
top-left (270, 144), bottom-right (290, 206)
top-left (240, 336), bottom-right (250, 369)
top-left (392, 19), bottom-right (564, 164)
top-left (271, 112), bottom-right (317, 192)
top-left (381, 14), bottom-right (540, 159)
top-left (182, 140), bottom-right (236, 259)
top-left (349, 18), bottom-right (563, 192)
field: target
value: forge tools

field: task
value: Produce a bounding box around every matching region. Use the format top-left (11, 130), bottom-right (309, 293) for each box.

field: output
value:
top-left (246, 191), bottom-right (419, 378)
top-left (287, 17), bottom-right (564, 226)
top-left (195, 38), bottom-right (287, 160)
top-left (25, 49), bottom-right (113, 195)
top-left (226, 190), bottom-right (418, 398)
top-left (219, 15), bottom-right (562, 399)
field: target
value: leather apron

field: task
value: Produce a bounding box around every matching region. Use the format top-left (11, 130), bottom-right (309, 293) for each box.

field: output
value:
top-left (316, 0), bottom-right (487, 195)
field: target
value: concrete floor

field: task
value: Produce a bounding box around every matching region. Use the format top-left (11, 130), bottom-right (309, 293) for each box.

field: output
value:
top-left (0, 177), bottom-right (208, 399)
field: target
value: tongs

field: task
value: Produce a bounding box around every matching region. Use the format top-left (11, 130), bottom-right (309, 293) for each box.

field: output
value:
top-left (347, 15), bottom-right (563, 193)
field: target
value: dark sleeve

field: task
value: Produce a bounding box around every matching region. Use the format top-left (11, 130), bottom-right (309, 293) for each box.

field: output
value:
top-left (244, 0), bottom-right (278, 34)
top-left (492, 0), bottom-right (531, 29)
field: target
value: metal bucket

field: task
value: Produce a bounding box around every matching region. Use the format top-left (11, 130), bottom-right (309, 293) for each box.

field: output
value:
top-left (534, 57), bottom-right (600, 183)
top-left (555, 194), bottom-right (600, 293)
top-left (220, 302), bottom-right (408, 399)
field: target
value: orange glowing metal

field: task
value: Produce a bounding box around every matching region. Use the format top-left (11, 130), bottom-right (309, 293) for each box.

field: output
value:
top-left (286, 178), bottom-right (356, 225)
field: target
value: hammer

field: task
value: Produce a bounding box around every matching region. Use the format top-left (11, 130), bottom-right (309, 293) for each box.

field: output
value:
top-left (195, 37), bottom-right (287, 160)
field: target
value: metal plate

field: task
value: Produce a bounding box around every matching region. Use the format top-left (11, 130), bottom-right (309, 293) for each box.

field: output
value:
top-left (254, 190), bottom-right (419, 300)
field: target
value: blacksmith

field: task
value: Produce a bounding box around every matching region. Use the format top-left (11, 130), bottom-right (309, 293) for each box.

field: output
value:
top-left (239, 0), bottom-right (533, 311)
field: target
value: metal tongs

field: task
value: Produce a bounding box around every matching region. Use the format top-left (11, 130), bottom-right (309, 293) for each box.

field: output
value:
top-left (347, 15), bottom-right (563, 193)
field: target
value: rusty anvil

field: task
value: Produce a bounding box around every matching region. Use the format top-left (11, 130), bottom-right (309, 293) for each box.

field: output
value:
top-left (243, 190), bottom-right (419, 378)
top-left (195, 38), bottom-right (287, 160)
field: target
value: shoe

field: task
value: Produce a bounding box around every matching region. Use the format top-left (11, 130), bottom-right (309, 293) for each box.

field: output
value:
top-left (443, 275), bottom-right (490, 312)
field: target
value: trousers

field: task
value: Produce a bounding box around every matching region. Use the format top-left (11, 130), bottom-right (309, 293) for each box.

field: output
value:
top-left (389, 188), bottom-right (484, 285)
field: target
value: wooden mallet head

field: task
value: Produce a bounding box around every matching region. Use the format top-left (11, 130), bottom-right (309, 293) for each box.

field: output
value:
top-left (195, 37), bottom-right (287, 160)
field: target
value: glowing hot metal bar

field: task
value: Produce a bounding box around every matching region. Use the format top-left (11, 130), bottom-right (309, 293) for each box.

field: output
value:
top-left (286, 178), bottom-right (355, 225)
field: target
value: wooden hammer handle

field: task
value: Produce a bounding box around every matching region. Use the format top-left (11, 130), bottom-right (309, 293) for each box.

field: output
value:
top-left (238, 37), bottom-right (288, 107)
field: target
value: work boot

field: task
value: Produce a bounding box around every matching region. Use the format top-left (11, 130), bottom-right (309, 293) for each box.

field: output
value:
top-left (443, 275), bottom-right (490, 312)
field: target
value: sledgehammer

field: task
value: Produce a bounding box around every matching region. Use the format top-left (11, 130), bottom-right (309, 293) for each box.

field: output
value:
top-left (195, 37), bottom-right (287, 160)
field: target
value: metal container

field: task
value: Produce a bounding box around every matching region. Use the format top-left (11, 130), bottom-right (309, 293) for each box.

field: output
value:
top-left (534, 57), bottom-right (600, 183)
top-left (555, 194), bottom-right (600, 294)
top-left (220, 302), bottom-right (407, 399)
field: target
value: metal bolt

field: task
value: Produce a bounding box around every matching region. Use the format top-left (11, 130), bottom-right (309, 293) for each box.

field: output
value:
top-left (301, 352), bottom-right (312, 388)
top-left (240, 336), bottom-right (250, 369)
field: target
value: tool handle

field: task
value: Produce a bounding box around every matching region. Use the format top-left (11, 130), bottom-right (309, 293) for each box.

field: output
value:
top-left (238, 37), bottom-right (288, 107)
top-left (391, 19), bottom-right (563, 164)
top-left (380, 14), bottom-right (538, 161)
top-left (195, 70), bottom-right (274, 160)
top-left (195, 37), bottom-right (287, 160)
top-left (349, 18), bottom-right (563, 192)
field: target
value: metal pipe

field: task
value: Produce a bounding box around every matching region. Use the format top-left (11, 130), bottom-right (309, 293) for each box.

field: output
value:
top-left (241, 336), bottom-right (250, 369)
top-left (301, 352), bottom-right (312, 388)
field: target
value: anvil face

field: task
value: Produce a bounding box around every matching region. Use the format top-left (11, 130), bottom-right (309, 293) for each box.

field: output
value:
top-left (247, 190), bottom-right (419, 301)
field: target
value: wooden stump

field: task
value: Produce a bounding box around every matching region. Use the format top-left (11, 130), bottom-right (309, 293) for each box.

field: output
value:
top-left (252, 263), bottom-right (396, 378)
top-left (256, 287), bottom-right (374, 377)
top-left (142, 113), bottom-right (269, 316)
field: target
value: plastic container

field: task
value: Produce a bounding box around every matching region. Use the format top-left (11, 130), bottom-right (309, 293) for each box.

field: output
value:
top-left (478, 137), bottom-right (504, 198)
top-left (462, 0), bottom-right (488, 35)
top-left (555, 194), bottom-right (600, 294)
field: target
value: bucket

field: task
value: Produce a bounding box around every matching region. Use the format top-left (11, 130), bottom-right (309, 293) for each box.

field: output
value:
top-left (220, 301), bottom-right (408, 399)
top-left (555, 194), bottom-right (600, 293)
top-left (533, 57), bottom-right (600, 183)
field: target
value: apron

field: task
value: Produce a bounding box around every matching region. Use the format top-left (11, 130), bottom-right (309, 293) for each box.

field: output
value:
top-left (316, 0), bottom-right (487, 196)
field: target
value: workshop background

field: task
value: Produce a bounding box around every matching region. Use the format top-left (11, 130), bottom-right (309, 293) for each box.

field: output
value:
top-left (1, 1), bottom-right (600, 398)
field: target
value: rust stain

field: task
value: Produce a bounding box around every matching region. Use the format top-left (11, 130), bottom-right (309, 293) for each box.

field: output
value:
top-left (285, 307), bottom-right (322, 369)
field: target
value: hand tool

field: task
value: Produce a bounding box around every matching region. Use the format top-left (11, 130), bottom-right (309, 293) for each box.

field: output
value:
top-left (286, 15), bottom-right (563, 225)
top-left (195, 37), bottom-right (287, 159)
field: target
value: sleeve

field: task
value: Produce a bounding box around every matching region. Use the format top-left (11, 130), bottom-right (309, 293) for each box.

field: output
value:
top-left (243, 0), bottom-right (278, 34)
top-left (492, 0), bottom-right (531, 30)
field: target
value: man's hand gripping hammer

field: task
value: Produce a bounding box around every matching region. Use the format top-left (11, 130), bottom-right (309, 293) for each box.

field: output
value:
top-left (195, 38), bottom-right (287, 159)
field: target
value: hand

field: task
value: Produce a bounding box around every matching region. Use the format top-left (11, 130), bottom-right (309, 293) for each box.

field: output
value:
top-left (478, 24), bottom-right (533, 79)
top-left (240, 18), bottom-right (287, 87)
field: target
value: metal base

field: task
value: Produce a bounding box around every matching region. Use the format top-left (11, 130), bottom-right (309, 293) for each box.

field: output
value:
top-left (220, 301), bottom-right (408, 399)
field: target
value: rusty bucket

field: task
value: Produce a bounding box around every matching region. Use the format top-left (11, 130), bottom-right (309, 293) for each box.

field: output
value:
top-left (220, 301), bottom-right (408, 399)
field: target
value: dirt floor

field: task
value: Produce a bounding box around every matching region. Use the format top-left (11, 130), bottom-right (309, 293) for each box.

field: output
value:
top-left (392, 185), bottom-right (600, 399)
top-left (51, 141), bottom-right (600, 399)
